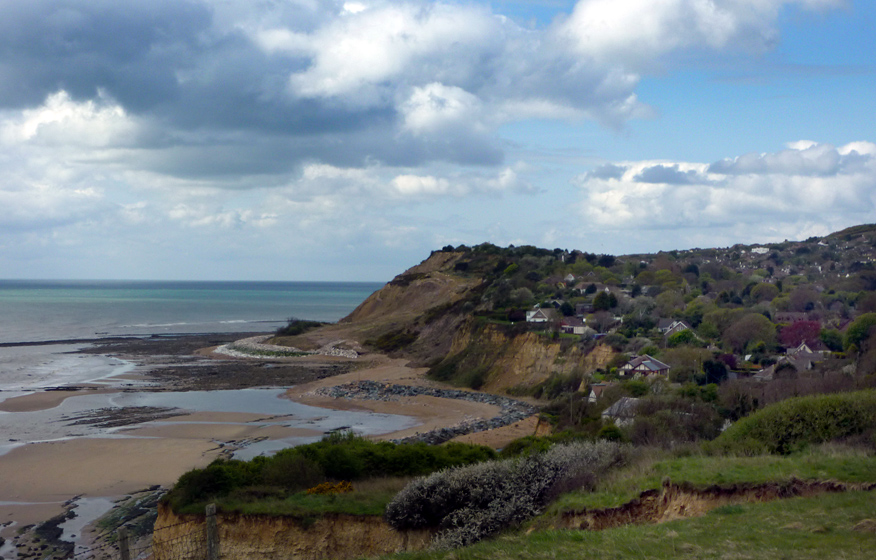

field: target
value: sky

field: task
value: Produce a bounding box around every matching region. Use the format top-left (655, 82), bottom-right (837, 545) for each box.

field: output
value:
top-left (1, 0), bottom-right (874, 282)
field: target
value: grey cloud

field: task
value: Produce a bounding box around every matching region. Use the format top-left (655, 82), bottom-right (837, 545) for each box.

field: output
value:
top-left (585, 163), bottom-right (627, 180)
top-left (707, 147), bottom-right (852, 177)
top-left (0, 0), bottom-right (642, 178)
top-left (634, 164), bottom-right (703, 184)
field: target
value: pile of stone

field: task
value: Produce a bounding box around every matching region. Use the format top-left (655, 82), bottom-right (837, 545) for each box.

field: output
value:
top-left (215, 336), bottom-right (358, 359)
top-left (316, 380), bottom-right (539, 445)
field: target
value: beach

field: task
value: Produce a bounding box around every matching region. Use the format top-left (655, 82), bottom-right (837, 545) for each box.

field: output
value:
top-left (0, 331), bottom-right (539, 556)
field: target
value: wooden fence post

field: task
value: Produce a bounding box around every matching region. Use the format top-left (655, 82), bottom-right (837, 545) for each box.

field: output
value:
top-left (206, 503), bottom-right (219, 560)
top-left (118, 527), bottom-right (130, 560)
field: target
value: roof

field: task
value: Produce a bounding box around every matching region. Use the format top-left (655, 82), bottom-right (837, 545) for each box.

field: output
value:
top-left (602, 397), bottom-right (640, 419)
top-left (625, 354), bottom-right (670, 372)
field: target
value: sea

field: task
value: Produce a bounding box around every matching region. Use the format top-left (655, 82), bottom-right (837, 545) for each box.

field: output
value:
top-left (0, 279), bottom-right (408, 454)
top-left (0, 279), bottom-right (415, 553)
top-left (0, 279), bottom-right (384, 344)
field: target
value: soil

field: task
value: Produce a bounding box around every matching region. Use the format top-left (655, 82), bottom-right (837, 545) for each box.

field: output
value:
top-left (559, 478), bottom-right (876, 531)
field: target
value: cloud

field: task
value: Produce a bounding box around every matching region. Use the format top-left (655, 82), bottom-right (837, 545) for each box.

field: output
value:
top-left (634, 164), bottom-right (708, 185)
top-left (558, 0), bottom-right (846, 70)
top-left (576, 141), bottom-right (876, 240)
top-left (0, 0), bottom-right (843, 180)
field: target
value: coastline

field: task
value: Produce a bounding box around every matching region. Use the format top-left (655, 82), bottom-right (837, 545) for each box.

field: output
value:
top-left (0, 331), bottom-right (542, 557)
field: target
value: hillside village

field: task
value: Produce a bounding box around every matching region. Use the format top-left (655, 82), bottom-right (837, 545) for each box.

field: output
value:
top-left (354, 223), bottom-right (876, 445)
top-left (154, 224), bottom-right (876, 560)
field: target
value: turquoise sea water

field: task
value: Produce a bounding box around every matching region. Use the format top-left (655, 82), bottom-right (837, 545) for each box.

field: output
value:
top-left (0, 280), bottom-right (383, 344)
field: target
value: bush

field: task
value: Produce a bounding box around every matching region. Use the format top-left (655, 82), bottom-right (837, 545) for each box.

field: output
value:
top-left (164, 433), bottom-right (496, 513)
top-left (384, 441), bottom-right (629, 549)
top-left (261, 453), bottom-right (324, 491)
top-left (275, 318), bottom-right (324, 337)
top-left (366, 329), bottom-right (418, 352)
top-left (709, 389), bottom-right (876, 455)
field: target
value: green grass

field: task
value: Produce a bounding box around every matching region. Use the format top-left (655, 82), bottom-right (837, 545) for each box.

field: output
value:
top-left (388, 490), bottom-right (876, 560)
top-left (184, 477), bottom-right (408, 518)
top-left (548, 447), bottom-right (876, 513)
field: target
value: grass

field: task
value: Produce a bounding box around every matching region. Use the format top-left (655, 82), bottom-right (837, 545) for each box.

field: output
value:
top-left (547, 445), bottom-right (876, 513)
top-left (204, 477), bottom-right (410, 518)
top-left (388, 490), bottom-right (876, 560)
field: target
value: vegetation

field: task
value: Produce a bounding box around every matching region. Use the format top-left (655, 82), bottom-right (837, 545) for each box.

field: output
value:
top-left (163, 432), bottom-right (496, 515)
top-left (385, 441), bottom-right (629, 549)
top-left (390, 491), bottom-right (876, 560)
top-left (366, 328), bottom-right (419, 352)
top-left (274, 318), bottom-right (324, 337)
top-left (165, 224), bottom-right (876, 557)
top-left (709, 389), bottom-right (876, 455)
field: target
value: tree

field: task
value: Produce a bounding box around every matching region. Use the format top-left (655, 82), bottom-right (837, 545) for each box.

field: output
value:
top-left (702, 360), bottom-right (728, 385)
top-left (778, 320), bottom-right (821, 348)
top-left (655, 290), bottom-right (684, 317)
top-left (789, 286), bottom-right (820, 312)
top-left (820, 329), bottom-right (843, 352)
top-left (723, 313), bottom-right (776, 353)
top-left (560, 302), bottom-right (574, 316)
top-left (750, 283), bottom-right (779, 303)
top-left (844, 313), bottom-right (876, 350)
top-left (662, 347), bottom-right (711, 384)
top-left (593, 291), bottom-right (613, 311)
top-left (667, 329), bottom-right (699, 348)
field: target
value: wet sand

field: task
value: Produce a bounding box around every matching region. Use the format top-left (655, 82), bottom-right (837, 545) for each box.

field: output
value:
top-left (0, 334), bottom-right (541, 549)
top-left (0, 386), bottom-right (116, 412)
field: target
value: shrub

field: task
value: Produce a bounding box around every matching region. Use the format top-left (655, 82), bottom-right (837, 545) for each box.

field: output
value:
top-left (275, 318), bottom-right (324, 337)
top-left (261, 453), bottom-right (324, 491)
top-left (709, 389), bottom-right (876, 455)
top-left (366, 329), bottom-right (418, 352)
top-left (306, 481), bottom-right (354, 495)
top-left (384, 441), bottom-right (629, 549)
top-left (164, 433), bottom-right (496, 513)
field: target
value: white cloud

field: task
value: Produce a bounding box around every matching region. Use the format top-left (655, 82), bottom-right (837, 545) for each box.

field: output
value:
top-left (1, 90), bottom-right (138, 148)
top-left (576, 141), bottom-right (876, 237)
top-left (558, 0), bottom-right (844, 70)
top-left (401, 83), bottom-right (486, 135)
top-left (277, 2), bottom-right (497, 101)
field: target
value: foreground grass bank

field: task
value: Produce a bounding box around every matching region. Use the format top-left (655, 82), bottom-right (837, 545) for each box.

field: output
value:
top-left (391, 490), bottom-right (876, 560)
top-left (385, 447), bottom-right (876, 560)
top-left (548, 446), bottom-right (876, 513)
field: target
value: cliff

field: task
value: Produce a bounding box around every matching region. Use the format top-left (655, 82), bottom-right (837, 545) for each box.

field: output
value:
top-left (152, 503), bottom-right (432, 560)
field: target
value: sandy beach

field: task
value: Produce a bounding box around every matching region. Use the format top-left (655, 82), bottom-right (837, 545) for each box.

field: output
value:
top-left (0, 333), bottom-right (541, 553)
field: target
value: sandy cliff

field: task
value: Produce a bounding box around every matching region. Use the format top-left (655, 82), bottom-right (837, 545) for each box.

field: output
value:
top-left (152, 503), bottom-right (432, 560)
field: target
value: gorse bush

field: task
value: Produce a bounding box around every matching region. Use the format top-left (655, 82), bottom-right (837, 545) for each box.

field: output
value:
top-left (709, 389), bottom-right (876, 455)
top-left (384, 440), bottom-right (629, 549)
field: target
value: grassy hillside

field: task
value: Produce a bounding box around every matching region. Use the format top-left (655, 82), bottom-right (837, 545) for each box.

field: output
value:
top-left (385, 447), bottom-right (876, 560)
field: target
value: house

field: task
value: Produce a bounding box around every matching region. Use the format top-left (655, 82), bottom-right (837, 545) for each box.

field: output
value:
top-left (774, 312), bottom-right (809, 324)
top-left (586, 382), bottom-right (614, 403)
top-left (560, 317), bottom-right (587, 335)
top-left (575, 303), bottom-right (595, 316)
top-left (619, 354), bottom-right (670, 377)
top-left (787, 341), bottom-right (828, 357)
top-left (601, 397), bottom-right (639, 426)
top-left (526, 307), bottom-right (559, 323)
top-left (753, 349), bottom-right (824, 381)
top-left (656, 319), bottom-right (692, 336)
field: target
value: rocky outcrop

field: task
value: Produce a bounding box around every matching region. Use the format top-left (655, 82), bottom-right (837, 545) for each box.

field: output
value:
top-left (217, 336), bottom-right (359, 359)
top-left (152, 504), bottom-right (432, 560)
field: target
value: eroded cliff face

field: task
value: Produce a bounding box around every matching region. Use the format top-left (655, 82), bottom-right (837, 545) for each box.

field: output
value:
top-left (445, 321), bottom-right (617, 392)
top-left (153, 504), bottom-right (432, 560)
